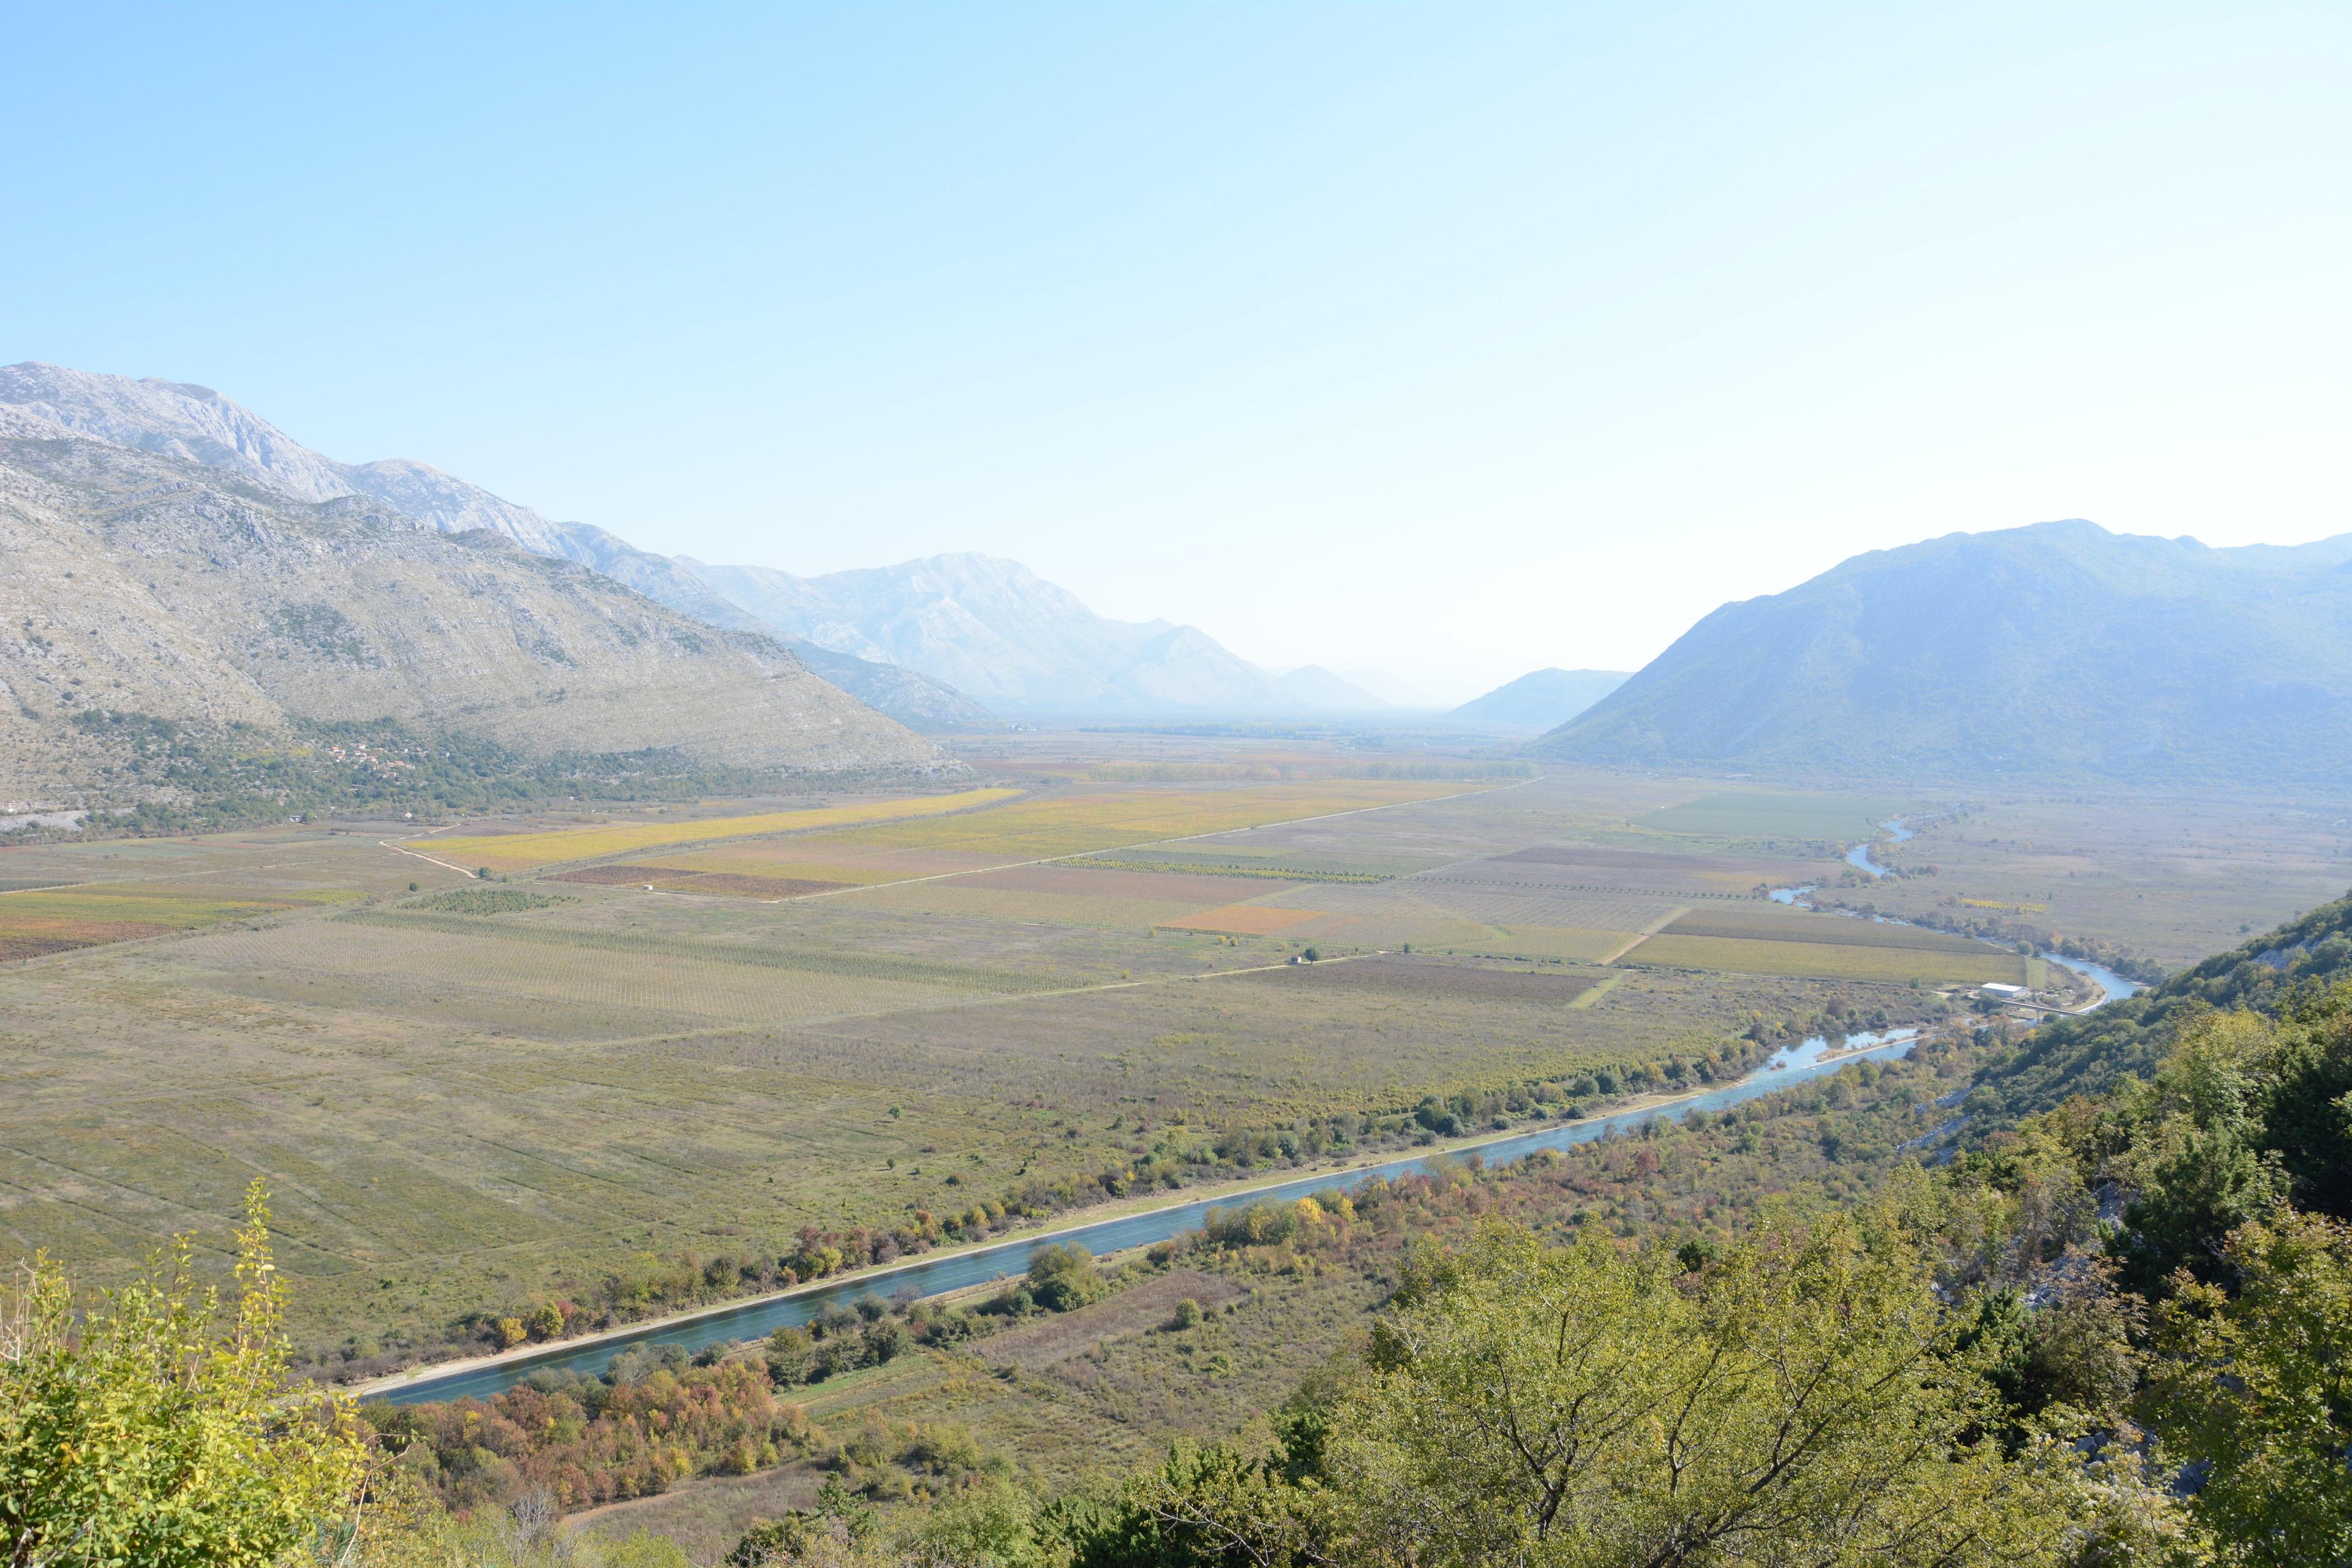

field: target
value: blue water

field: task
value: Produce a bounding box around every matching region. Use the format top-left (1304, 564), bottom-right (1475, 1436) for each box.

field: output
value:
top-left (371, 1028), bottom-right (1923, 1406)
top-left (2045, 953), bottom-right (2143, 1003)
top-left (1845, 818), bottom-right (1913, 879)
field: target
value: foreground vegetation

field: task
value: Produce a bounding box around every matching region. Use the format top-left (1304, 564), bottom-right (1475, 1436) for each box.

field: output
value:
top-left (11, 957), bottom-right (2350, 1563)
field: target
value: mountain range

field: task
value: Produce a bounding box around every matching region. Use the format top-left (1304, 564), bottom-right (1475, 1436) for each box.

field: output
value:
top-left (1536, 519), bottom-right (2352, 785)
top-left (1446, 668), bottom-right (1629, 733)
top-left (0, 365), bottom-right (1389, 725)
top-left (0, 364), bottom-right (992, 732)
top-left (0, 405), bottom-right (935, 804)
top-left (680, 553), bottom-right (1385, 715)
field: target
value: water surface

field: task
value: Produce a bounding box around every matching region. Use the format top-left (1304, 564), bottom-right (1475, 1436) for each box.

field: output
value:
top-left (1845, 817), bottom-right (1912, 878)
top-left (375, 1028), bottom-right (1921, 1404)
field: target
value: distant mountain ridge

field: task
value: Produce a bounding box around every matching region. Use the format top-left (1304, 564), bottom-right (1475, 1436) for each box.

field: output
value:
top-left (1448, 668), bottom-right (1629, 732)
top-left (0, 364), bottom-right (992, 732)
top-left (0, 405), bottom-right (936, 802)
top-left (0, 364), bottom-right (1378, 723)
top-left (681, 552), bottom-right (1386, 715)
top-left (1536, 519), bottom-right (2352, 784)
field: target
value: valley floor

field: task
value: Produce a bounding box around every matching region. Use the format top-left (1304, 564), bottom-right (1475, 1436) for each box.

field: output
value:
top-left (1, 735), bottom-right (2343, 1391)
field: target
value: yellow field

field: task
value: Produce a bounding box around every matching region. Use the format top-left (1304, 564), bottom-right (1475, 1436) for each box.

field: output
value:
top-left (409, 788), bottom-right (1022, 870)
top-left (1624, 933), bottom-right (2025, 987)
top-left (824, 780), bottom-right (1480, 862)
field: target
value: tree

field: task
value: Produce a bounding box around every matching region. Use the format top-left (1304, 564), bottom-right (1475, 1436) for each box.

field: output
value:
top-left (2109, 1011), bottom-right (2289, 1295)
top-left (1, 1182), bottom-right (365, 1567)
top-left (2257, 985), bottom-right (2352, 1218)
top-left (1322, 1212), bottom-right (2116, 1567)
top-left (764, 1325), bottom-right (813, 1385)
top-left (1026, 1245), bottom-right (1104, 1313)
top-left (2142, 1208), bottom-right (2352, 1567)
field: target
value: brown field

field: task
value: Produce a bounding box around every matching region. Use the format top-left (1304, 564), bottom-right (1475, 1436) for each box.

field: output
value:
top-left (1235, 957), bottom-right (1601, 1003)
top-left (1659, 908), bottom-right (1997, 954)
top-left (1157, 904), bottom-right (1331, 935)
top-left (1491, 844), bottom-right (1825, 892)
top-left (551, 864), bottom-right (857, 897)
top-left (963, 863), bottom-right (1290, 904)
top-left (1626, 932), bottom-right (2026, 986)
top-left (854, 882), bottom-right (1213, 931)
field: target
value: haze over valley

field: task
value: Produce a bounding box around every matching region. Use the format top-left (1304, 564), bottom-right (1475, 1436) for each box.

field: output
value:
top-left (7, 9), bottom-right (2351, 1567)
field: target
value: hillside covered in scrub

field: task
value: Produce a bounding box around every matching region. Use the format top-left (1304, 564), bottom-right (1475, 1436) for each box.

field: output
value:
top-left (1967, 886), bottom-right (2352, 1123)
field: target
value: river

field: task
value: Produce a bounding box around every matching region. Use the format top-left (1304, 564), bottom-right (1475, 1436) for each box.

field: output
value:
top-left (1802, 817), bottom-right (2145, 1007)
top-left (1845, 817), bottom-right (1913, 878)
top-left (371, 1027), bottom-right (1928, 1405)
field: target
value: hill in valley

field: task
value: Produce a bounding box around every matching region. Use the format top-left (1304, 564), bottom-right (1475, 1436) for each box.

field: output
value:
top-left (1447, 668), bottom-right (1629, 732)
top-left (0, 364), bottom-right (992, 733)
top-left (1536, 519), bottom-right (2352, 785)
top-left (680, 552), bottom-right (1385, 716)
top-left (0, 407), bottom-right (937, 804)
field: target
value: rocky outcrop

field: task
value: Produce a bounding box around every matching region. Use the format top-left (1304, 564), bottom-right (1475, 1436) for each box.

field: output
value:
top-left (0, 408), bottom-right (938, 801)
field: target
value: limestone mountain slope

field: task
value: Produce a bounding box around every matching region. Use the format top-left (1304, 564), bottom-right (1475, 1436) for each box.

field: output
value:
top-left (0, 408), bottom-right (937, 801)
top-left (0, 364), bottom-right (992, 732)
top-left (1536, 519), bottom-right (2352, 784)
top-left (681, 552), bottom-right (1382, 715)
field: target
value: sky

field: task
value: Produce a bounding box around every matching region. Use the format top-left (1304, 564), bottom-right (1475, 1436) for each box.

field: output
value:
top-left (6, 3), bottom-right (2348, 705)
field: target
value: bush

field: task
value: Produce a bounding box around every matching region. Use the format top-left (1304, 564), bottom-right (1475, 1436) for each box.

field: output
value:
top-left (0, 1183), bottom-right (364, 1566)
top-left (763, 1326), bottom-right (812, 1385)
top-left (1024, 1244), bottom-right (1104, 1312)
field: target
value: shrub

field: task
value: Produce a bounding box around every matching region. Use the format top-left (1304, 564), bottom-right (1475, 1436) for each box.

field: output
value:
top-left (1024, 1244), bottom-right (1104, 1312)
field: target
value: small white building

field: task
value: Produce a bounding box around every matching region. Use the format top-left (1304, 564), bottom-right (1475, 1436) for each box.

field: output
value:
top-left (1981, 982), bottom-right (2027, 996)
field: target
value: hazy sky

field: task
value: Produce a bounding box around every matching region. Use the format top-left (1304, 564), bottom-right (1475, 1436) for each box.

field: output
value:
top-left (7, 4), bottom-right (2347, 703)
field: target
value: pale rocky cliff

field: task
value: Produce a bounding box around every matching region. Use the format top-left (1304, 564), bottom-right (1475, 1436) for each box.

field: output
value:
top-left (0, 407), bottom-right (938, 801)
top-left (0, 364), bottom-right (993, 733)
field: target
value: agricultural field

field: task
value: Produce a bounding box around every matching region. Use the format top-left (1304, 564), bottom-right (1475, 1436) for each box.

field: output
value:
top-left (1631, 790), bottom-right (1913, 845)
top-left (1623, 907), bottom-right (2027, 987)
top-left (2, 737), bottom-right (2345, 1400)
top-left (413, 786), bottom-right (1023, 872)
top-left (1827, 793), bottom-right (2352, 967)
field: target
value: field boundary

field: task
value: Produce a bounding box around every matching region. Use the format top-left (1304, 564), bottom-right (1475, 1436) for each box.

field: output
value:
top-left (1601, 905), bottom-right (1688, 964)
